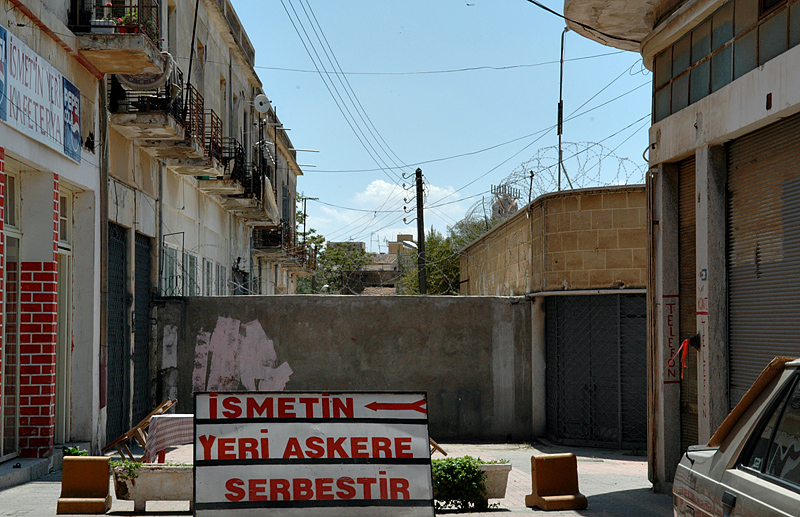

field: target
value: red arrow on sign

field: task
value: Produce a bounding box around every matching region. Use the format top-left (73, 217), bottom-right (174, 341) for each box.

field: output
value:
top-left (365, 399), bottom-right (427, 415)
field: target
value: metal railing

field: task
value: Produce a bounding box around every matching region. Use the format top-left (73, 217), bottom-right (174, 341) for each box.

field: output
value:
top-left (183, 84), bottom-right (204, 148)
top-left (243, 162), bottom-right (264, 201)
top-left (222, 138), bottom-right (245, 185)
top-left (252, 223), bottom-right (316, 271)
top-left (107, 64), bottom-right (183, 121)
top-left (204, 110), bottom-right (223, 161)
top-left (71, 0), bottom-right (161, 45)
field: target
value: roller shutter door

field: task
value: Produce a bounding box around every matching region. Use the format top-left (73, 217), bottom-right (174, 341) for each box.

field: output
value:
top-left (728, 113), bottom-right (800, 408)
top-left (678, 156), bottom-right (698, 451)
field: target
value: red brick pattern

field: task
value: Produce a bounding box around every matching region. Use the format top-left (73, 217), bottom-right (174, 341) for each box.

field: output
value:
top-left (17, 175), bottom-right (59, 458)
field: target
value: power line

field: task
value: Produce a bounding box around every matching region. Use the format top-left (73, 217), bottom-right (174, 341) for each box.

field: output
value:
top-left (523, 0), bottom-right (641, 45)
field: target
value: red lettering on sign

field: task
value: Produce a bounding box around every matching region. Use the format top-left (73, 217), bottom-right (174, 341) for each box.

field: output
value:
top-left (270, 478), bottom-right (291, 501)
top-left (246, 397), bottom-right (273, 418)
top-left (283, 437), bottom-right (304, 459)
top-left (293, 478), bottom-right (313, 500)
top-left (395, 437), bottom-right (412, 458)
top-left (198, 435), bottom-right (216, 460)
top-left (356, 477), bottom-right (377, 499)
top-left (239, 438), bottom-right (259, 459)
top-left (333, 397), bottom-right (354, 418)
top-left (390, 478), bottom-right (410, 500)
top-left (327, 437), bottom-right (348, 458)
top-left (306, 436), bottom-right (325, 458)
top-left (278, 397), bottom-right (296, 418)
top-left (336, 477), bottom-right (356, 499)
top-left (249, 479), bottom-right (268, 501)
top-left (373, 437), bottom-right (392, 458)
top-left (315, 478), bottom-right (334, 500)
top-left (351, 437), bottom-right (369, 458)
top-left (219, 438), bottom-right (236, 460)
top-left (222, 396), bottom-right (242, 418)
top-left (299, 397), bottom-right (318, 418)
top-left (225, 478), bottom-right (245, 502)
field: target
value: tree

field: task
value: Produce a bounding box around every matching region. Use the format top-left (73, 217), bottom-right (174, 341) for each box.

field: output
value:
top-left (310, 244), bottom-right (372, 294)
top-left (398, 228), bottom-right (460, 295)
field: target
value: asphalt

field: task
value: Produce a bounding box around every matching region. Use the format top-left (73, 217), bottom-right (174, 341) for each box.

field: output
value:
top-left (0, 441), bottom-right (672, 516)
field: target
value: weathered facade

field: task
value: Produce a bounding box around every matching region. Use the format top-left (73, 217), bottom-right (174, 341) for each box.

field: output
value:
top-left (0, 0), bottom-right (310, 460)
top-left (566, 0), bottom-right (800, 491)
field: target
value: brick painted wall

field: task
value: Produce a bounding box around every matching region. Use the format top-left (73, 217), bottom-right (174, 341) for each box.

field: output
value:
top-left (17, 175), bottom-right (59, 458)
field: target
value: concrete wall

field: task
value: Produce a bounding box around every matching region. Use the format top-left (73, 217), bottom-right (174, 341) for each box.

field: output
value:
top-left (461, 186), bottom-right (647, 296)
top-left (156, 295), bottom-right (533, 441)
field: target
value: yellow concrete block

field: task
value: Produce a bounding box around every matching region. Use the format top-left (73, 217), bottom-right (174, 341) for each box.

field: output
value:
top-left (589, 269), bottom-right (614, 287)
top-left (583, 250), bottom-right (606, 270)
top-left (577, 230), bottom-right (598, 251)
top-left (598, 229), bottom-right (619, 250)
top-left (617, 228), bottom-right (645, 249)
top-left (564, 251), bottom-right (584, 271)
top-left (580, 194), bottom-right (602, 210)
top-left (606, 249), bottom-right (633, 269)
top-left (570, 211), bottom-right (592, 231)
top-left (591, 209), bottom-right (613, 230)
top-left (612, 208), bottom-right (641, 229)
top-left (560, 231), bottom-right (578, 251)
top-left (602, 192), bottom-right (628, 209)
top-left (627, 190), bottom-right (646, 208)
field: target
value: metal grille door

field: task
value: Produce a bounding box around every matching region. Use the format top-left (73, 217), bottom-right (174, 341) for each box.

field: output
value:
top-left (678, 156), bottom-right (699, 451)
top-left (546, 294), bottom-right (647, 449)
top-left (132, 234), bottom-right (152, 424)
top-left (728, 112), bottom-right (800, 407)
top-left (107, 223), bottom-right (129, 442)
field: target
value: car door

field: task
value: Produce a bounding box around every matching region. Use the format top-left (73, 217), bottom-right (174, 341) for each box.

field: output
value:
top-left (715, 373), bottom-right (800, 517)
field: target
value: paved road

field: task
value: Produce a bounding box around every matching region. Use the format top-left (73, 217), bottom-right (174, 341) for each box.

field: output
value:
top-left (0, 441), bottom-right (672, 516)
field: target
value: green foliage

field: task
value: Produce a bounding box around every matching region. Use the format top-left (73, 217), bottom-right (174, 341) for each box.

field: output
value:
top-left (398, 229), bottom-right (460, 295)
top-left (62, 446), bottom-right (88, 456)
top-left (431, 456), bottom-right (488, 511)
top-left (449, 215), bottom-right (493, 249)
top-left (314, 244), bottom-right (372, 294)
top-left (110, 460), bottom-right (142, 480)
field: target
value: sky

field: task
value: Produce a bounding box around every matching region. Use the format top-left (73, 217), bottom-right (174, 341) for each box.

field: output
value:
top-left (234, 0), bottom-right (652, 253)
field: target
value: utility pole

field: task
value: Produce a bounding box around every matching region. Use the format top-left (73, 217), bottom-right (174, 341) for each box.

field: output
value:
top-left (301, 195), bottom-right (319, 255)
top-left (415, 168), bottom-right (427, 295)
top-left (558, 26), bottom-right (569, 192)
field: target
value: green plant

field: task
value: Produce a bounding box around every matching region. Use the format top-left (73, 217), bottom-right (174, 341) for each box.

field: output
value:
top-left (478, 458), bottom-right (510, 464)
top-left (431, 455), bottom-right (488, 512)
top-left (62, 446), bottom-right (88, 456)
top-left (116, 7), bottom-right (138, 26)
top-left (110, 459), bottom-right (142, 480)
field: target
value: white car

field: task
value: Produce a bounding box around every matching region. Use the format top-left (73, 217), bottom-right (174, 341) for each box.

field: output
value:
top-left (673, 357), bottom-right (800, 517)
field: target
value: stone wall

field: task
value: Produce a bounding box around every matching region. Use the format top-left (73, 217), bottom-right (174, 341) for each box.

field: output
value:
top-left (156, 295), bottom-right (533, 442)
top-left (461, 185), bottom-right (646, 295)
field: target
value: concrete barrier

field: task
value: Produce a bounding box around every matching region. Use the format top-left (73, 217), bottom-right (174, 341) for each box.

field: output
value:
top-left (56, 456), bottom-right (111, 514)
top-left (524, 453), bottom-right (587, 511)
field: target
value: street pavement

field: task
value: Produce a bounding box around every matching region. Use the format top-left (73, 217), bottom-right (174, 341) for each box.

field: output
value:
top-left (0, 441), bottom-right (672, 516)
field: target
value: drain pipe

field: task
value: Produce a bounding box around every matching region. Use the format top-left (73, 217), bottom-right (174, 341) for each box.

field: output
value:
top-left (98, 76), bottom-right (110, 452)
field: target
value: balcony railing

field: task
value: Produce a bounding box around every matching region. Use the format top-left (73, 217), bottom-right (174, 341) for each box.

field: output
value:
top-left (108, 63), bottom-right (183, 120)
top-left (222, 138), bottom-right (245, 184)
top-left (252, 222), bottom-right (316, 271)
top-left (183, 84), bottom-right (204, 148)
top-left (243, 162), bottom-right (264, 201)
top-left (205, 110), bottom-right (223, 161)
top-left (72, 0), bottom-right (161, 46)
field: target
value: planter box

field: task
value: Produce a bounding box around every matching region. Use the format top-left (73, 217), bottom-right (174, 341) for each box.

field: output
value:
top-left (112, 464), bottom-right (193, 512)
top-left (90, 20), bottom-right (115, 33)
top-left (480, 463), bottom-right (512, 499)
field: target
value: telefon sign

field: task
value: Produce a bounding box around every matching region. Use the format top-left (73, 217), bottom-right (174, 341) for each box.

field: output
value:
top-left (194, 392), bottom-right (434, 516)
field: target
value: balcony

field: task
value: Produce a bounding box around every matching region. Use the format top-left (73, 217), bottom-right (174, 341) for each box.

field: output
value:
top-left (164, 89), bottom-right (223, 174)
top-left (71, 1), bottom-right (163, 74)
top-left (253, 223), bottom-right (316, 274)
top-left (108, 64), bottom-right (190, 144)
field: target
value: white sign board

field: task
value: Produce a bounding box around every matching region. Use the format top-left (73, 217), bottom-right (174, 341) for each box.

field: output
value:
top-left (0, 25), bottom-right (81, 163)
top-left (194, 392), bottom-right (434, 516)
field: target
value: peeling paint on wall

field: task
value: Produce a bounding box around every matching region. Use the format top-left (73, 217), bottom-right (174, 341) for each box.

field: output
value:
top-left (193, 317), bottom-right (292, 392)
top-left (162, 325), bottom-right (178, 370)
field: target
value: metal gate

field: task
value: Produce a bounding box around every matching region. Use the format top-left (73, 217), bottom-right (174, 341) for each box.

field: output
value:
top-left (728, 112), bottom-right (800, 407)
top-left (132, 233), bottom-right (152, 425)
top-left (678, 156), bottom-right (699, 451)
top-left (106, 223), bottom-right (129, 441)
top-left (545, 293), bottom-right (647, 449)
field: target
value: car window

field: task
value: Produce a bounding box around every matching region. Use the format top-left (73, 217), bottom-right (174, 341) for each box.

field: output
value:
top-left (745, 387), bottom-right (791, 472)
top-left (740, 373), bottom-right (800, 489)
top-left (764, 381), bottom-right (800, 485)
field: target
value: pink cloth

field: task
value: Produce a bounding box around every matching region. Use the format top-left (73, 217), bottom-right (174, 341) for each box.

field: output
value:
top-left (145, 414), bottom-right (193, 462)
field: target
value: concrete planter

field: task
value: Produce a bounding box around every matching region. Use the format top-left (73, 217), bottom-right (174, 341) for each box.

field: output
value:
top-left (90, 19), bottom-right (115, 33)
top-left (112, 464), bottom-right (193, 512)
top-left (480, 463), bottom-right (512, 499)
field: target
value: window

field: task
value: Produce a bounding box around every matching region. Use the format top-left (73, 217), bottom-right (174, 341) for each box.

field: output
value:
top-left (216, 263), bottom-right (226, 295)
top-left (161, 245), bottom-right (181, 296)
top-left (183, 252), bottom-right (199, 296)
top-left (203, 258), bottom-right (213, 296)
top-left (653, 0), bottom-right (800, 122)
top-left (740, 373), bottom-right (800, 489)
top-left (4, 174), bottom-right (18, 228)
top-left (58, 193), bottom-right (72, 246)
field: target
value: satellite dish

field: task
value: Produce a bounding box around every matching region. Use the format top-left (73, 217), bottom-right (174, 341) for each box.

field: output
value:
top-left (254, 94), bottom-right (270, 113)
